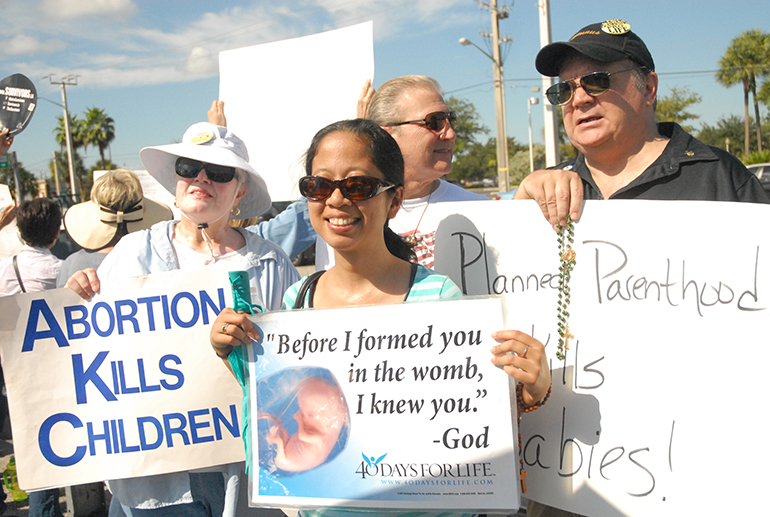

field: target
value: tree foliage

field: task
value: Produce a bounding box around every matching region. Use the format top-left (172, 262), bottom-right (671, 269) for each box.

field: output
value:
top-left (52, 106), bottom-right (115, 199)
top-left (716, 29), bottom-right (770, 156)
top-left (696, 114), bottom-right (770, 158)
top-left (450, 136), bottom-right (526, 183)
top-left (656, 86), bottom-right (702, 133)
top-left (1, 161), bottom-right (38, 199)
top-left (82, 107), bottom-right (116, 170)
top-left (48, 150), bottom-right (90, 200)
top-left (510, 144), bottom-right (546, 186)
top-left (446, 96), bottom-right (488, 156)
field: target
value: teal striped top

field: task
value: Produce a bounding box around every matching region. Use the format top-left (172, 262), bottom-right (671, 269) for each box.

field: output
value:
top-left (282, 264), bottom-right (461, 309)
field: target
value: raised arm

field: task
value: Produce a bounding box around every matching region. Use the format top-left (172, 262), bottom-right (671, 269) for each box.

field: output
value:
top-left (66, 268), bottom-right (101, 300)
top-left (357, 79), bottom-right (375, 119)
top-left (208, 100), bottom-right (227, 126)
top-left (515, 168), bottom-right (584, 230)
top-left (0, 203), bottom-right (16, 231)
top-left (0, 128), bottom-right (14, 156)
top-left (490, 330), bottom-right (551, 412)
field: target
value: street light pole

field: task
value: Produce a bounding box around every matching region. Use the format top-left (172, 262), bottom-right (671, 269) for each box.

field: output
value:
top-left (528, 97), bottom-right (539, 173)
top-left (538, 0), bottom-right (560, 167)
top-left (460, 0), bottom-right (510, 191)
top-left (45, 75), bottom-right (79, 203)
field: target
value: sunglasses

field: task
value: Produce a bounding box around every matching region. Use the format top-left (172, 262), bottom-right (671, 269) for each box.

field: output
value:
top-left (545, 68), bottom-right (641, 106)
top-left (384, 111), bottom-right (458, 132)
top-left (299, 176), bottom-right (395, 202)
top-left (175, 157), bottom-right (238, 183)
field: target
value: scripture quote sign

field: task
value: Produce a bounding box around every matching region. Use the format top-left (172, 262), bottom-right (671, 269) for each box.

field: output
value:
top-left (245, 297), bottom-right (518, 513)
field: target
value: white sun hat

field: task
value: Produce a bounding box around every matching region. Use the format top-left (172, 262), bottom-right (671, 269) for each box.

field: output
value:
top-left (139, 122), bottom-right (271, 219)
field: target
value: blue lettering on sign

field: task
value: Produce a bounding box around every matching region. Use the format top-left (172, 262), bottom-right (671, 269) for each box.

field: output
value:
top-left (22, 288), bottom-right (227, 352)
top-left (39, 413), bottom-right (87, 466)
top-left (72, 353), bottom-right (185, 404)
top-left (39, 405), bottom-right (240, 466)
top-left (22, 300), bottom-right (70, 352)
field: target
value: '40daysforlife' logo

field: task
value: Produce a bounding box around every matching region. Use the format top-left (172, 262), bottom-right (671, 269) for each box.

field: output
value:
top-left (356, 451), bottom-right (493, 481)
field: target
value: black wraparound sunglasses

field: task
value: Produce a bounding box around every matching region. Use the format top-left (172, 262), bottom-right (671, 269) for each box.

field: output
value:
top-left (383, 111), bottom-right (458, 132)
top-left (299, 176), bottom-right (395, 202)
top-left (545, 68), bottom-right (643, 106)
top-left (175, 157), bottom-right (238, 183)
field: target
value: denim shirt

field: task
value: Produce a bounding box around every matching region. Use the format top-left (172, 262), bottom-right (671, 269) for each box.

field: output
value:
top-left (245, 198), bottom-right (317, 259)
top-left (97, 220), bottom-right (300, 513)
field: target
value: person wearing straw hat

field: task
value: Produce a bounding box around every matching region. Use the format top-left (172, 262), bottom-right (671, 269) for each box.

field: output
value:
top-left (56, 169), bottom-right (172, 287)
top-left (67, 122), bottom-right (300, 517)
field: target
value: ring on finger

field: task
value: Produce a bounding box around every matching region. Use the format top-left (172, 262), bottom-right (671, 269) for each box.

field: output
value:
top-left (522, 345), bottom-right (529, 357)
top-left (222, 323), bottom-right (230, 335)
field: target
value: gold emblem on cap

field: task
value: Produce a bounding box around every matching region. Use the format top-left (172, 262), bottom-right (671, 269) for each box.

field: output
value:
top-left (189, 131), bottom-right (214, 144)
top-left (601, 19), bottom-right (631, 35)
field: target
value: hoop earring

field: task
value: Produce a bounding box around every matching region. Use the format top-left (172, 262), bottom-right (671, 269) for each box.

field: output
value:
top-left (231, 206), bottom-right (241, 217)
top-left (173, 198), bottom-right (179, 208)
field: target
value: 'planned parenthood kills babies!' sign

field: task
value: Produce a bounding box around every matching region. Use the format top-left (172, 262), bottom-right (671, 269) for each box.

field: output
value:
top-left (245, 296), bottom-right (518, 513)
top-left (0, 269), bottom-right (245, 490)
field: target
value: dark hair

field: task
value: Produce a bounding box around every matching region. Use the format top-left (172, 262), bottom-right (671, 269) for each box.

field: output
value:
top-left (304, 119), bottom-right (415, 262)
top-left (17, 198), bottom-right (61, 248)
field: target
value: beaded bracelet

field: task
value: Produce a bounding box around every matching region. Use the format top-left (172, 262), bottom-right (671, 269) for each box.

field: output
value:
top-left (516, 382), bottom-right (552, 493)
top-left (516, 381), bottom-right (552, 416)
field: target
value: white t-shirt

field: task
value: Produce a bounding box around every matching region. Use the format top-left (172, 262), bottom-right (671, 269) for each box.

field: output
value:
top-left (315, 180), bottom-right (488, 270)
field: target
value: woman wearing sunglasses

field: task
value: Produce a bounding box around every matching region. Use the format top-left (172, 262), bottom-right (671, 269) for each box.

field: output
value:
top-left (211, 119), bottom-right (551, 517)
top-left (67, 122), bottom-right (300, 517)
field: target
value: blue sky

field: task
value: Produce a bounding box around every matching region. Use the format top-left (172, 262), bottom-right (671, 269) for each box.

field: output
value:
top-left (3, 0), bottom-right (768, 180)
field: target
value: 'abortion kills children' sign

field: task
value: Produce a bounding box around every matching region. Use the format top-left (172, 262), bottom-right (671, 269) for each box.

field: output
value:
top-left (0, 269), bottom-right (245, 490)
top-left (245, 297), bottom-right (518, 513)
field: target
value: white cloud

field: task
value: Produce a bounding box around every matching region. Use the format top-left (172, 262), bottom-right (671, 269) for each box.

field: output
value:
top-left (185, 47), bottom-right (217, 75)
top-left (3, 34), bottom-right (64, 55)
top-left (38, 0), bottom-right (137, 21)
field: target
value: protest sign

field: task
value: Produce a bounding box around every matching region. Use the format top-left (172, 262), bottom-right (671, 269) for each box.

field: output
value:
top-left (0, 74), bottom-right (37, 136)
top-left (0, 183), bottom-right (21, 258)
top-left (424, 199), bottom-right (769, 516)
top-left (218, 22), bottom-right (374, 202)
top-left (0, 269), bottom-right (244, 490)
top-left (245, 297), bottom-right (518, 512)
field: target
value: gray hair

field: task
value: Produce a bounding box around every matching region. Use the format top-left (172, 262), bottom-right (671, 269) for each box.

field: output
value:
top-left (368, 75), bottom-right (445, 126)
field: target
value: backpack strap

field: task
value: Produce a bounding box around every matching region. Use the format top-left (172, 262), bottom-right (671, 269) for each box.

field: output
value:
top-left (293, 270), bottom-right (325, 309)
top-left (12, 256), bottom-right (25, 293)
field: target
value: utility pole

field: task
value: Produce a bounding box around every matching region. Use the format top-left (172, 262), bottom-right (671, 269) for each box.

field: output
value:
top-left (46, 75), bottom-right (79, 203)
top-left (462, 0), bottom-right (511, 191)
top-left (10, 152), bottom-right (21, 204)
top-left (538, 0), bottom-right (560, 167)
top-left (487, 0), bottom-right (510, 191)
top-left (52, 150), bottom-right (61, 196)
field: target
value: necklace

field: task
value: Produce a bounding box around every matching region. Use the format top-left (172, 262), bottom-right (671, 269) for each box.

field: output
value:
top-left (556, 216), bottom-right (576, 361)
top-left (396, 190), bottom-right (432, 245)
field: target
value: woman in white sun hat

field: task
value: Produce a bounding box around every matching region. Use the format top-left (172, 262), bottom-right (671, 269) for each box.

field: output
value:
top-left (67, 122), bottom-right (300, 517)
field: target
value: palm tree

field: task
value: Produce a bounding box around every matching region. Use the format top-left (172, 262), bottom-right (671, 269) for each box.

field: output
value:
top-left (82, 107), bottom-right (116, 169)
top-left (717, 29), bottom-right (770, 157)
top-left (53, 113), bottom-right (86, 152)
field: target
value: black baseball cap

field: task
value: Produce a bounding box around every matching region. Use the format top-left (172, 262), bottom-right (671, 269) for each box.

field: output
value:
top-left (536, 20), bottom-right (655, 77)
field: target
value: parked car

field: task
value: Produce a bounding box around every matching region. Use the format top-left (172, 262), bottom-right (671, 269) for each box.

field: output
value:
top-left (494, 187), bottom-right (518, 200)
top-left (747, 163), bottom-right (770, 195)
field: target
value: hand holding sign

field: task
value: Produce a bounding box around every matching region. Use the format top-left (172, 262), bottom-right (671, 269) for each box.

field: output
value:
top-left (0, 74), bottom-right (37, 137)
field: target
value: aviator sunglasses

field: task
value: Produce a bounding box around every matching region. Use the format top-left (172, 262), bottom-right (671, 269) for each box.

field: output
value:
top-left (174, 157), bottom-right (238, 183)
top-left (545, 68), bottom-right (642, 106)
top-left (383, 110), bottom-right (458, 132)
top-left (299, 175), bottom-right (395, 202)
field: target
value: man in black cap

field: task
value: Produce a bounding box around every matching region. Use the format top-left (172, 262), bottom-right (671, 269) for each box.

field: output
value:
top-left (515, 19), bottom-right (768, 228)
